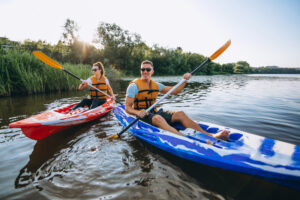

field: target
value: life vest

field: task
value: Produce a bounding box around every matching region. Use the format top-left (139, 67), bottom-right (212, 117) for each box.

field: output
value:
top-left (131, 78), bottom-right (159, 111)
top-left (89, 75), bottom-right (108, 99)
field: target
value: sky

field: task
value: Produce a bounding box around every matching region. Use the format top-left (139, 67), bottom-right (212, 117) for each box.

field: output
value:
top-left (1, 0), bottom-right (300, 68)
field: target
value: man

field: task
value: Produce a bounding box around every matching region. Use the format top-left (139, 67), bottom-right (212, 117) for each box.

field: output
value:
top-left (125, 60), bottom-right (229, 140)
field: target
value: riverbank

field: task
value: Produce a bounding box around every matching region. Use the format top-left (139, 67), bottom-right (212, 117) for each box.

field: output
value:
top-left (2, 49), bottom-right (299, 97)
top-left (0, 50), bottom-right (121, 97)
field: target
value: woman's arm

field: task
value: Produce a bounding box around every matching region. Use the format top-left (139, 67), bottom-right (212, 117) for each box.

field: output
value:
top-left (107, 84), bottom-right (115, 99)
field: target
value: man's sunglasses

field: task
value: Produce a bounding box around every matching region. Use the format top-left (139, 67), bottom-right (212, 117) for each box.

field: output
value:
top-left (141, 68), bottom-right (152, 72)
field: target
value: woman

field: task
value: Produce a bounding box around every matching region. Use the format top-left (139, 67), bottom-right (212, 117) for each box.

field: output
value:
top-left (71, 61), bottom-right (115, 110)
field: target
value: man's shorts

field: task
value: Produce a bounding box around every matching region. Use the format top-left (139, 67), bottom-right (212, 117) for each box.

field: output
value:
top-left (140, 109), bottom-right (174, 126)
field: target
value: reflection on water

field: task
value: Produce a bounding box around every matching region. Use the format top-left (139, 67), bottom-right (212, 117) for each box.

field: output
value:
top-left (1, 75), bottom-right (300, 199)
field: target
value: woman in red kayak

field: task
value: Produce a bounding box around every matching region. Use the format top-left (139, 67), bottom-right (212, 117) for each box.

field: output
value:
top-left (71, 61), bottom-right (115, 110)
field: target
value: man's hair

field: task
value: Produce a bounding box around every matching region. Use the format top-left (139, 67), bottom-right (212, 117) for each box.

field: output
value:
top-left (141, 60), bottom-right (154, 68)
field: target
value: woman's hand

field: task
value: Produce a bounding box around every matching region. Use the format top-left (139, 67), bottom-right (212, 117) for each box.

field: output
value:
top-left (81, 81), bottom-right (88, 86)
top-left (78, 81), bottom-right (89, 90)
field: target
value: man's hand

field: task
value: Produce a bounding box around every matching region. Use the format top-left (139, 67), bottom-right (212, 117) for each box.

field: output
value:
top-left (182, 73), bottom-right (192, 81)
top-left (137, 109), bottom-right (148, 118)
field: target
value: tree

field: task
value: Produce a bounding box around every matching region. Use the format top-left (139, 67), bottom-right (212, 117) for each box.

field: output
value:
top-left (52, 40), bottom-right (69, 62)
top-left (62, 19), bottom-right (79, 46)
top-left (222, 63), bottom-right (235, 74)
top-left (234, 61), bottom-right (251, 73)
top-left (95, 22), bottom-right (143, 73)
top-left (185, 53), bottom-right (205, 75)
top-left (213, 63), bottom-right (222, 73)
top-left (61, 19), bottom-right (101, 64)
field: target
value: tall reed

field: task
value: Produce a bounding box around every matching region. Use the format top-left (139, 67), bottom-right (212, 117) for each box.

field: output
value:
top-left (0, 50), bottom-right (121, 97)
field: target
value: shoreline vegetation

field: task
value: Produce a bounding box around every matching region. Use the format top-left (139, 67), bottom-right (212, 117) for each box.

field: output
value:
top-left (1, 19), bottom-right (299, 97)
top-left (0, 50), bottom-right (120, 97)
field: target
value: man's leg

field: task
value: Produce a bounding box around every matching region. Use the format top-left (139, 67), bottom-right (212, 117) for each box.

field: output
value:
top-left (152, 114), bottom-right (183, 136)
top-left (171, 111), bottom-right (229, 140)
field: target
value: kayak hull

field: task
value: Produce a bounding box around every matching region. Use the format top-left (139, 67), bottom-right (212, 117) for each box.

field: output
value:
top-left (113, 105), bottom-right (300, 190)
top-left (9, 99), bottom-right (115, 140)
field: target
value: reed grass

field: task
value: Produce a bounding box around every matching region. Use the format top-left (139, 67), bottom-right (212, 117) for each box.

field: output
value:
top-left (0, 50), bottom-right (121, 97)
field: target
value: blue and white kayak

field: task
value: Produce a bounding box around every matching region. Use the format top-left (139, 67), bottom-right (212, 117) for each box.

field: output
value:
top-left (113, 105), bottom-right (300, 190)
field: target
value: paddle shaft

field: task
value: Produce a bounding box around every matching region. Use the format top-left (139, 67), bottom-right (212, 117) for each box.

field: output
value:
top-left (191, 58), bottom-right (210, 75)
top-left (62, 68), bottom-right (122, 105)
top-left (117, 58), bottom-right (211, 137)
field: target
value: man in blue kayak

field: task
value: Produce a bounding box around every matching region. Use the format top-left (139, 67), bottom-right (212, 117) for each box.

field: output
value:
top-left (124, 60), bottom-right (229, 140)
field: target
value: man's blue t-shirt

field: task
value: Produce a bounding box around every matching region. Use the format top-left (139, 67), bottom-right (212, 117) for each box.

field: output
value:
top-left (126, 82), bottom-right (165, 98)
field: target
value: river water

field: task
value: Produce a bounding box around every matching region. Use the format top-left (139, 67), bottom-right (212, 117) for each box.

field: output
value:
top-left (1, 74), bottom-right (300, 199)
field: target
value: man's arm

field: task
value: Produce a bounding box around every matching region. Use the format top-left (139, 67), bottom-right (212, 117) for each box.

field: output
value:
top-left (160, 73), bottom-right (191, 94)
top-left (125, 97), bottom-right (139, 115)
top-left (125, 96), bottom-right (148, 118)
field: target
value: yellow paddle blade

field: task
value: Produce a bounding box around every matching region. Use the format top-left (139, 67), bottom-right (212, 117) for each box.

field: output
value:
top-left (209, 40), bottom-right (231, 61)
top-left (107, 134), bottom-right (119, 140)
top-left (33, 51), bottom-right (63, 70)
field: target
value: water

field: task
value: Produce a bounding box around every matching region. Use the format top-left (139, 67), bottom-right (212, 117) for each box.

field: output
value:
top-left (1, 74), bottom-right (300, 199)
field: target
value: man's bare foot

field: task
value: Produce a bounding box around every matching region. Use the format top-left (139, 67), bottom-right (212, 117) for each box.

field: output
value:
top-left (213, 130), bottom-right (229, 141)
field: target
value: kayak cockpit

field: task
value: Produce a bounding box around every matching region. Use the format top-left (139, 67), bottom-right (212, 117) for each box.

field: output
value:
top-left (53, 103), bottom-right (77, 114)
top-left (54, 103), bottom-right (90, 115)
top-left (173, 122), bottom-right (244, 149)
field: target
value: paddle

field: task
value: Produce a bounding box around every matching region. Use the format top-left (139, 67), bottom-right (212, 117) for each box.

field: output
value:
top-left (108, 40), bottom-right (231, 140)
top-left (32, 51), bottom-right (122, 105)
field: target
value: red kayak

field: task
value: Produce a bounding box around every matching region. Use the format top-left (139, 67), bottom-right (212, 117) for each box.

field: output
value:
top-left (9, 99), bottom-right (115, 140)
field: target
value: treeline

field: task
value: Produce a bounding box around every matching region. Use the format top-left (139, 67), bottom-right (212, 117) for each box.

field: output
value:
top-left (1, 19), bottom-right (300, 81)
top-left (252, 66), bottom-right (300, 74)
top-left (0, 19), bottom-right (254, 76)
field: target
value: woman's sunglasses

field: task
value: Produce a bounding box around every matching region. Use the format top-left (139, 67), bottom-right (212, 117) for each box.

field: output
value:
top-left (92, 68), bottom-right (98, 72)
top-left (141, 68), bottom-right (152, 72)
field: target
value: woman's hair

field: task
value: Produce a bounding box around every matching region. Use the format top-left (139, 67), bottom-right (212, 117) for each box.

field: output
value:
top-left (93, 61), bottom-right (105, 77)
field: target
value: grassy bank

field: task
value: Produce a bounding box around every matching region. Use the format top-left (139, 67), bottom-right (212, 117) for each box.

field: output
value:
top-left (0, 50), bottom-right (121, 97)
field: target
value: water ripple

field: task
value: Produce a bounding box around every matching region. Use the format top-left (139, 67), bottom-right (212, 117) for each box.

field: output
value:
top-left (1, 75), bottom-right (300, 199)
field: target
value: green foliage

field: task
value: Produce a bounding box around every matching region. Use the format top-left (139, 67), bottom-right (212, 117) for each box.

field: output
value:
top-left (62, 19), bottom-right (79, 45)
top-left (0, 21), bottom-right (240, 78)
top-left (234, 61), bottom-right (251, 74)
top-left (222, 63), bottom-right (235, 74)
top-left (252, 66), bottom-right (300, 74)
top-left (95, 22), bottom-right (144, 74)
top-left (0, 50), bottom-right (121, 97)
top-left (92, 22), bottom-right (237, 76)
top-left (1, 20), bottom-right (299, 96)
